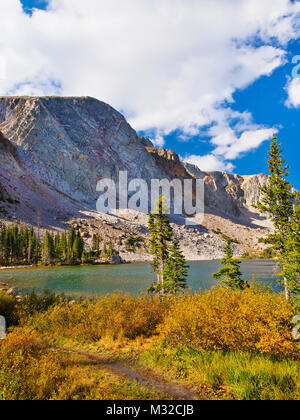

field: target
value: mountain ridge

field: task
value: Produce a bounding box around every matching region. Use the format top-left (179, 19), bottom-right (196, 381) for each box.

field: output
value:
top-left (0, 96), bottom-right (271, 259)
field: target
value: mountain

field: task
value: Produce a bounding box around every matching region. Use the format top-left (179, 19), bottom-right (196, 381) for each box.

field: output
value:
top-left (0, 96), bottom-right (271, 259)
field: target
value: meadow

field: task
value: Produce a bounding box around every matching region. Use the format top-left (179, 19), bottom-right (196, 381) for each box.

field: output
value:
top-left (0, 284), bottom-right (299, 400)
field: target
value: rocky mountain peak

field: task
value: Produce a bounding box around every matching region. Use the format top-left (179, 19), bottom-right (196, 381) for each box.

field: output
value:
top-left (0, 96), bottom-right (271, 258)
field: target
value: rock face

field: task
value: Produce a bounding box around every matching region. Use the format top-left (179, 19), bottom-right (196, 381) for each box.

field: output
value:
top-left (184, 163), bottom-right (267, 219)
top-left (0, 96), bottom-right (166, 205)
top-left (0, 96), bottom-right (271, 258)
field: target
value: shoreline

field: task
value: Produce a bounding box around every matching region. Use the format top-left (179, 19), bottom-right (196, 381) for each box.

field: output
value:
top-left (0, 258), bottom-right (275, 273)
top-left (0, 265), bottom-right (35, 271)
top-left (0, 263), bottom-right (126, 272)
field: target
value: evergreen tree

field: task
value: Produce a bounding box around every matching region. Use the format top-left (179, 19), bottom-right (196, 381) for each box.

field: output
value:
top-left (41, 231), bottom-right (55, 265)
top-left (67, 226), bottom-right (76, 262)
top-left (107, 241), bottom-right (114, 257)
top-left (29, 227), bottom-right (38, 264)
top-left (0, 225), bottom-right (9, 265)
top-left (92, 234), bottom-right (101, 254)
top-left (0, 223), bottom-right (90, 267)
top-left (60, 232), bottom-right (67, 261)
top-left (148, 195), bottom-right (188, 295)
top-left (81, 250), bottom-right (88, 264)
top-left (257, 136), bottom-right (298, 300)
top-left (78, 231), bottom-right (84, 259)
top-left (148, 196), bottom-right (173, 289)
top-left (24, 227), bottom-right (29, 262)
top-left (102, 241), bottom-right (107, 258)
top-left (54, 233), bottom-right (61, 260)
top-left (280, 200), bottom-right (300, 302)
top-left (11, 225), bottom-right (19, 262)
top-left (213, 235), bottom-right (247, 290)
top-left (71, 233), bottom-right (84, 264)
top-left (162, 239), bottom-right (188, 295)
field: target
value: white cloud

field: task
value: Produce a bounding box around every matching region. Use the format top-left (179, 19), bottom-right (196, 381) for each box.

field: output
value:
top-left (184, 154), bottom-right (235, 173)
top-left (0, 0), bottom-right (299, 170)
top-left (285, 77), bottom-right (300, 108)
top-left (150, 134), bottom-right (165, 148)
top-left (213, 128), bottom-right (276, 160)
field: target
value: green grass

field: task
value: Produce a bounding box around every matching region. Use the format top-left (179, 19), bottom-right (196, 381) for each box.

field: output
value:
top-left (142, 345), bottom-right (300, 400)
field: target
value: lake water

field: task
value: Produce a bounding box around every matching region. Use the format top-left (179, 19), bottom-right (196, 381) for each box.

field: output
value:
top-left (0, 260), bottom-right (281, 296)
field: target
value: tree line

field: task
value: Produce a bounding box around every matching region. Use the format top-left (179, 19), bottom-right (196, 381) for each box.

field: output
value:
top-left (0, 225), bottom-right (117, 267)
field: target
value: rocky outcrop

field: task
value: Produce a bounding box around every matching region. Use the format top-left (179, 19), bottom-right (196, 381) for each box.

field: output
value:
top-left (184, 162), bottom-right (267, 220)
top-left (146, 147), bottom-right (192, 179)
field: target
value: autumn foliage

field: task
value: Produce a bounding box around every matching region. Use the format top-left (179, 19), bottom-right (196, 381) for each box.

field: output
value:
top-left (0, 285), bottom-right (299, 400)
top-left (160, 286), bottom-right (299, 359)
top-left (23, 286), bottom-right (300, 359)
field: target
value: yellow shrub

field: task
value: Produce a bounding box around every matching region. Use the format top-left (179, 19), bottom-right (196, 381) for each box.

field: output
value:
top-left (160, 286), bottom-right (300, 359)
top-left (30, 293), bottom-right (169, 342)
top-left (26, 288), bottom-right (300, 359)
top-left (0, 328), bottom-right (66, 400)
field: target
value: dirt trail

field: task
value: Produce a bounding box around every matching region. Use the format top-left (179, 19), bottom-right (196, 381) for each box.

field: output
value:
top-left (53, 346), bottom-right (198, 400)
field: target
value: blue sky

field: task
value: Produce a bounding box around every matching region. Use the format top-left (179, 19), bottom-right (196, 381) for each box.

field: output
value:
top-left (6, 1), bottom-right (300, 189)
top-left (21, 0), bottom-right (48, 14)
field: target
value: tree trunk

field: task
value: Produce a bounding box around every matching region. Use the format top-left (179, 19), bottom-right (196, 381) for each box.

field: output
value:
top-left (284, 278), bottom-right (291, 301)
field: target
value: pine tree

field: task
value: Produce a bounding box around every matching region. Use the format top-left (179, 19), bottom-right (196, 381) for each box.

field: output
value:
top-left (280, 200), bottom-right (300, 302)
top-left (54, 233), bottom-right (61, 260)
top-left (67, 225), bottom-right (76, 262)
top-left (60, 232), bottom-right (67, 261)
top-left (148, 195), bottom-right (189, 295)
top-left (71, 237), bottom-right (82, 263)
top-left (148, 196), bottom-right (173, 291)
top-left (102, 241), bottom-right (107, 258)
top-left (213, 235), bottom-right (247, 290)
top-left (0, 223), bottom-right (89, 267)
top-left (0, 225), bottom-right (8, 265)
top-left (41, 231), bottom-right (55, 265)
top-left (11, 225), bottom-right (19, 263)
top-left (29, 227), bottom-right (38, 264)
top-left (107, 241), bottom-right (114, 257)
top-left (24, 227), bottom-right (29, 263)
top-left (257, 136), bottom-right (298, 300)
top-left (92, 234), bottom-right (100, 253)
top-left (81, 250), bottom-right (88, 264)
top-left (162, 239), bottom-right (188, 295)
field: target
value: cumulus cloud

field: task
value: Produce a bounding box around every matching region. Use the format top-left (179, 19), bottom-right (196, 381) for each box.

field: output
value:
top-left (0, 0), bottom-right (299, 171)
top-left (212, 128), bottom-right (276, 160)
top-left (150, 134), bottom-right (165, 148)
top-left (285, 77), bottom-right (300, 108)
top-left (184, 154), bottom-right (235, 173)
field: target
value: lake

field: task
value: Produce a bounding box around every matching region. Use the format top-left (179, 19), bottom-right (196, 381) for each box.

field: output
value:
top-left (0, 260), bottom-right (282, 296)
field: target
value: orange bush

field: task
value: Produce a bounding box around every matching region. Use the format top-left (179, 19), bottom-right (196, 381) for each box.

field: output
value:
top-left (26, 288), bottom-right (300, 359)
top-left (30, 293), bottom-right (169, 342)
top-left (0, 328), bottom-right (66, 400)
top-left (160, 286), bottom-right (300, 359)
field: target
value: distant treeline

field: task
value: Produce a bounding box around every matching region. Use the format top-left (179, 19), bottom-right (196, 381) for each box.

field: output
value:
top-left (0, 224), bottom-right (117, 266)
